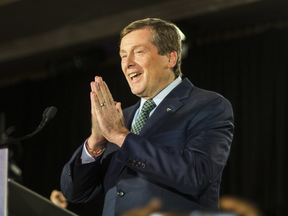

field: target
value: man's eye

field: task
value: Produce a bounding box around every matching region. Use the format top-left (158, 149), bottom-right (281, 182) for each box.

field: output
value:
top-left (122, 55), bottom-right (127, 58)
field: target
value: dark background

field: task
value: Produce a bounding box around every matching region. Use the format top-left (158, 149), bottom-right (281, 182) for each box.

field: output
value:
top-left (0, 0), bottom-right (287, 215)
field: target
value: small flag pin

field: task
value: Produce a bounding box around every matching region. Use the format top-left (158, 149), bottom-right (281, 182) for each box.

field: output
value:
top-left (167, 108), bottom-right (171, 112)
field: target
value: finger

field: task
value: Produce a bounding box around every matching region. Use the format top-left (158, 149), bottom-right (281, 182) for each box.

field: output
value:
top-left (91, 76), bottom-right (101, 92)
top-left (95, 78), bottom-right (109, 105)
top-left (94, 77), bottom-right (106, 105)
top-left (102, 81), bottom-right (115, 106)
top-left (58, 193), bottom-right (67, 202)
top-left (95, 78), bottom-right (114, 109)
top-left (91, 81), bottom-right (97, 92)
top-left (91, 93), bottom-right (105, 126)
top-left (50, 190), bottom-right (58, 201)
top-left (50, 190), bottom-right (67, 207)
top-left (92, 91), bottom-right (105, 116)
top-left (91, 79), bottom-right (103, 111)
top-left (92, 79), bottom-right (108, 117)
top-left (90, 92), bottom-right (97, 114)
top-left (116, 102), bottom-right (122, 112)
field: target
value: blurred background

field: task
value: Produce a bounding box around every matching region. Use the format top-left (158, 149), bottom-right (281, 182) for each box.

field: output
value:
top-left (0, 0), bottom-right (287, 215)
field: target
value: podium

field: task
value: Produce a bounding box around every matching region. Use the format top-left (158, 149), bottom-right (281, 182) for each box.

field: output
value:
top-left (8, 179), bottom-right (77, 216)
top-left (0, 109), bottom-right (76, 216)
top-left (0, 149), bottom-right (8, 216)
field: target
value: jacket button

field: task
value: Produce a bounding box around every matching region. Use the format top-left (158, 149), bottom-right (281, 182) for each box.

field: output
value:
top-left (131, 160), bottom-right (136, 165)
top-left (136, 162), bottom-right (141, 167)
top-left (141, 163), bottom-right (146, 168)
top-left (117, 190), bottom-right (125, 197)
top-left (126, 158), bottom-right (132, 163)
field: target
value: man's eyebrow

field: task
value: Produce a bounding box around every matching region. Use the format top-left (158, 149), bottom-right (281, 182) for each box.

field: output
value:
top-left (119, 49), bottom-right (126, 54)
top-left (119, 45), bottom-right (145, 54)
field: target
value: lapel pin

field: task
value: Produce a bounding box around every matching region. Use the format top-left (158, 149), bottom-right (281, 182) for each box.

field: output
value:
top-left (167, 108), bottom-right (171, 112)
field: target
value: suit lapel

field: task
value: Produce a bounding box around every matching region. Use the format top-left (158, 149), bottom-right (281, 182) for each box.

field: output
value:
top-left (123, 101), bottom-right (140, 130)
top-left (139, 95), bottom-right (183, 138)
top-left (139, 78), bottom-right (194, 138)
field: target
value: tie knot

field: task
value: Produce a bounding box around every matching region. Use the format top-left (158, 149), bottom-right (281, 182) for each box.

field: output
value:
top-left (142, 99), bottom-right (156, 113)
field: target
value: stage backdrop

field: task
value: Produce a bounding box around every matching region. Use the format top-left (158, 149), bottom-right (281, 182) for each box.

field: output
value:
top-left (0, 25), bottom-right (287, 216)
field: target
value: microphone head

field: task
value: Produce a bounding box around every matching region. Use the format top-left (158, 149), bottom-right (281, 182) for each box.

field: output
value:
top-left (42, 107), bottom-right (49, 117)
top-left (45, 106), bottom-right (57, 119)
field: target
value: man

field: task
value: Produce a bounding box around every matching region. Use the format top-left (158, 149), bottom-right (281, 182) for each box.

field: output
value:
top-left (61, 18), bottom-right (234, 216)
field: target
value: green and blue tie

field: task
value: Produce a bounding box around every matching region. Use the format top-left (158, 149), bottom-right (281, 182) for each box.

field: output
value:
top-left (131, 99), bottom-right (156, 135)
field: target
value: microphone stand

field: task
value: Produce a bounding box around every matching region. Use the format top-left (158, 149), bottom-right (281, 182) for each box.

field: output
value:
top-left (0, 106), bottom-right (57, 149)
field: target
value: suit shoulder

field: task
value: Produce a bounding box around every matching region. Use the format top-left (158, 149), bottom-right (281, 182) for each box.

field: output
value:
top-left (188, 86), bottom-right (232, 109)
top-left (176, 78), bottom-right (230, 105)
top-left (192, 86), bottom-right (225, 99)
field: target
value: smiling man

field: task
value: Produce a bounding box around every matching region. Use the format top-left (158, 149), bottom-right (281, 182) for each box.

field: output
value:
top-left (120, 26), bottom-right (176, 99)
top-left (61, 18), bottom-right (234, 216)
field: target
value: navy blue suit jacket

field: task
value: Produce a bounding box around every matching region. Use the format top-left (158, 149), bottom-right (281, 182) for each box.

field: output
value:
top-left (61, 78), bottom-right (234, 216)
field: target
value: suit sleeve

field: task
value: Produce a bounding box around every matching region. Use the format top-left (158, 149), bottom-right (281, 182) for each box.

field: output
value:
top-left (116, 95), bottom-right (234, 198)
top-left (60, 143), bottom-right (119, 203)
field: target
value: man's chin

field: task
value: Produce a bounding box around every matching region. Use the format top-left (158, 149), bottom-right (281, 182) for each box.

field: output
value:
top-left (132, 89), bottom-right (145, 98)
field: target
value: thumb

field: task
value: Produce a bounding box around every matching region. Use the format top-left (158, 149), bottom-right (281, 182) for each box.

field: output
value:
top-left (116, 102), bottom-right (122, 112)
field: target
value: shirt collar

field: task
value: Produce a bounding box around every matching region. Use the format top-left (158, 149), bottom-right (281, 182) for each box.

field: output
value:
top-left (138, 76), bottom-right (182, 110)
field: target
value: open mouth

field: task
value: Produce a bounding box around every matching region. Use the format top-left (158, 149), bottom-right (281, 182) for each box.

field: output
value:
top-left (129, 73), bottom-right (141, 80)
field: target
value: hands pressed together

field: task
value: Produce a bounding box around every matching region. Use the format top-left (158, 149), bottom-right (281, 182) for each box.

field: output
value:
top-left (87, 76), bottom-right (131, 151)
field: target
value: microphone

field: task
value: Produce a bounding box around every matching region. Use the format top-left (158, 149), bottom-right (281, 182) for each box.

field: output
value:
top-left (0, 106), bottom-right (57, 149)
top-left (36, 106), bottom-right (57, 133)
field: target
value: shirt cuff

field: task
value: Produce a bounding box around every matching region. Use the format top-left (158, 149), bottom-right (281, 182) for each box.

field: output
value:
top-left (80, 139), bottom-right (96, 164)
top-left (80, 139), bottom-right (106, 164)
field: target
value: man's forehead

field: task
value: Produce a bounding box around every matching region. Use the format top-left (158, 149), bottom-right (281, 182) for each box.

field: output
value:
top-left (121, 27), bottom-right (152, 43)
top-left (120, 30), bottom-right (152, 51)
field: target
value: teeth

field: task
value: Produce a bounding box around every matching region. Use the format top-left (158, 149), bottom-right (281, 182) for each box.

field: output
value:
top-left (129, 73), bottom-right (140, 78)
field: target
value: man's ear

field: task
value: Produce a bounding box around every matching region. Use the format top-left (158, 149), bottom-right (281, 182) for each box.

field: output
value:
top-left (167, 51), bottom-right (177, 69)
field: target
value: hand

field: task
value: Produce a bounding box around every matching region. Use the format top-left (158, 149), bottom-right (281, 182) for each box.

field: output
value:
top-left (50, 190), bottom-right (68, 209)
top-left (88, 78), bottom-right (108, 151)
top-left (91, 76), bottom-right (130, 146)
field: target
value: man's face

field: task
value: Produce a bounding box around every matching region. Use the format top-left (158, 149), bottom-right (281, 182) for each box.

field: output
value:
top-left (120, 27), bottom-right (176, 99)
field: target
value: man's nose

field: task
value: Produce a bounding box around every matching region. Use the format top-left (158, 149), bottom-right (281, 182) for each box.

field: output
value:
top-left (123, 54), bottom-right (135, 69)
